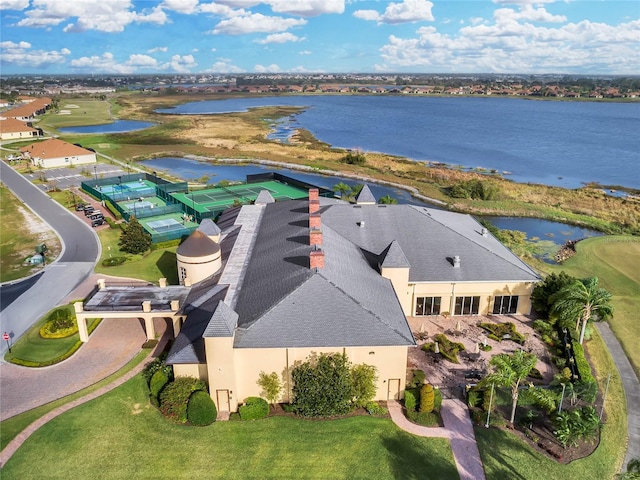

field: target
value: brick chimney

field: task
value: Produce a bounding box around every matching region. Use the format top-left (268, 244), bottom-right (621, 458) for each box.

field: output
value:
top-left (308, 188), bottom-right (319, 202)
top-left (310, 228), bottom-right (322, 247)
top-left (309, 212), bottom-right (321, 229)
top-left (309, 200), bottom-right (320, 214)
top-left (310, 248), bottom-right (324, 269)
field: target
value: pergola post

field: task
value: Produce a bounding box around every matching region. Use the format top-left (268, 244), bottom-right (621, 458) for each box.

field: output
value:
top-left (74, 302), bottom-right (89, 342)
top-left (141, 301), bottom-right (155, 340)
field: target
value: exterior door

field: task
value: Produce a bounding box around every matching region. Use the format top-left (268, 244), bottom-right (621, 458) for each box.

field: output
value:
top-left (216, 389), bottom-right (230, 412)
top-left (387, 378), bottom-right (401, 400)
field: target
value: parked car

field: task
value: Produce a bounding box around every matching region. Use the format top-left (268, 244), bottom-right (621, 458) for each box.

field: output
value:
top-left (83, 206), bottom-right (95, 216)
top-left (75, 203), bottom-right (87, 211)
top-left (89, 212), bottom-right (104, 221)
top-left (91, 218), bottom-right (105, 227)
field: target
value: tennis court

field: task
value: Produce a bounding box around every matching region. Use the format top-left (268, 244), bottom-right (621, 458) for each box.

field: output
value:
top-left (171, 180), bottom-right (309, 212)
top-left (100, 179), bottom-right (156, 199)
top-left (147, 218), bottom-right (187, 233)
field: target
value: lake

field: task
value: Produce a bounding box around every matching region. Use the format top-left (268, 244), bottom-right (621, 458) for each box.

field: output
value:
top-left (142, 156), bottom-right (602, 262)
top-left (157, 95), bottom-right (640, 190)
top-left (58, 119), bottom-right (155, 134)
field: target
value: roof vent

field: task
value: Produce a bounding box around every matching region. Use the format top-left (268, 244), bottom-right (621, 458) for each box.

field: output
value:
top-left (481, 228), bottom-right (488, 237)
top-left (358, 220), bottom-right (365, 228)
top-left (453, 255), bottom-right (461, 268)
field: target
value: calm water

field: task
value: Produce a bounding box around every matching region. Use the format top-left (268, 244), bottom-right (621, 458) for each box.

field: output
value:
top-left (142, 156), bottom-right (601, 262)
top-left (158, 96), bottom-right (640, 190)
top-left (59, 119), bottom-right (155, 134)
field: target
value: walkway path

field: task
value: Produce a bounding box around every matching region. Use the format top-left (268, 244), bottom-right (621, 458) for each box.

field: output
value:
top-left (388, 399), bottom-right (486, 480)
top-left (0, 320), bottom-right (169, 468)
top-left (596, 323), bottom-right (640, 470)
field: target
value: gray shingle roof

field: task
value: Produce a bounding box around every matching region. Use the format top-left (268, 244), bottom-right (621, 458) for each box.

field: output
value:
top-left (233, 199), bottom-right (415, 348)
top-left (356, 184), bottom-right (377, 204)
top-left (254, 189), bottom-right (275, 205)
top-left (380, 240), bottom-right (410, 268)
top-left (197, 218), bottom-right (221, 236)
top-left (203, 300), bottom-right (238, 337)
top-left (321, 204), bottom-right (540, 283)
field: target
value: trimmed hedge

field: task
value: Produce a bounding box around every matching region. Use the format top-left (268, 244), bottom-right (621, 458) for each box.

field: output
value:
top-left (159, 377), bottom-right (207, 424)
top-left (571, 340), bottom-right (597, 404)
top-left (239, 396), bottom-right (269, 420)
top-left (102, 256), bottom-right (127, 267)
top-left (150, 369), bottom-right (169, 400)
top-left (105, 200), bottom-right (122, 219)
top-left (187, 390), bottom-right (217, 426)
top-left (478, 322), bottom-right (525, 345)
top-left (404, 389), bottom-right (418, 412)
top-left (420, 384), bottom-right (435, 413)
top-left (422, 334), bottom-right (466, 363)
top-left (409, 369), bottom-right (425, 389)
top-left (151, 239), bottom-right (181, 250)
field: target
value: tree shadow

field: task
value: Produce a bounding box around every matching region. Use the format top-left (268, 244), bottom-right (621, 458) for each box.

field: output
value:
top-left (381, 432), bottom-right (460, 480)
top-left (155, 250), bottom-right (178, 284)
top-left (474, 426), bottom-right (538, 480)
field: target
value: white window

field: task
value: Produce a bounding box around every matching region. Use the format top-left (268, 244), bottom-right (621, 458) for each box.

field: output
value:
top-left (415, 296), bottom-right (441, 316)
top-left (493, 296), bottom-right (519, 314)
top-left (454, 296), bottom-right (480, 315)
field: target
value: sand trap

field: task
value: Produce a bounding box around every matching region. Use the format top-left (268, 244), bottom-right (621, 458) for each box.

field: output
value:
top-left (58, 111), bottom-right (71, 115)
top-left (64, 104), bottom-right (80, 108)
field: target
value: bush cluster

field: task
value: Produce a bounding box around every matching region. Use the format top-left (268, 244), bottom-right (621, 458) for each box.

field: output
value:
top-left (341, 150), bottom-right (366, 165)
top-left (150, 369), bottom-right (170, 403)
top-left (39, 307), bottom-right (77, 338)
top-left (478, 322), bottom-right (525, 345)
top-left (571, 340), bottom-right (597, 404)
top-left (552, 406), bottom-right (601, 447)
top-left (142, 354), bottom-right (173, 386)
top-left (239, 397), bottom-right (270, 420)
top-left (448, 179), bottom-right (499, 200)
top-left (159, 376), bottom-right (207, 423)
top-left (365, 401), bottom-right (388, 417)
top-left (102, 256), bottom-right (127, 267)
top-left (422, 334), bottom-right (465, 363)
top-left (408, 369), bottom-right (425, 389)
top-left (404, 386), bottom-right (442, 426)
top-left (187, 390), bottom-right (217, 426)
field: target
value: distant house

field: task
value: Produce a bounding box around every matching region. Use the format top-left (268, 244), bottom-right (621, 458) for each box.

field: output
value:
top-left (0, 118), bottom-right (40, 140)
top-left (20, 138), bottom-right (96, 168)
top-left (3, 97), bottom-right (51, 121)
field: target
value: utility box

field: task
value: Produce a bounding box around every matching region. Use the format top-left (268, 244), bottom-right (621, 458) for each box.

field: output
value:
top-left (35, 243), bottom-right (48, 254)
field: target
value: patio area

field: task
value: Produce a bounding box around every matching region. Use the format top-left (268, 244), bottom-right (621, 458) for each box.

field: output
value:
top-left (406, 314), bottom-right (556, 388)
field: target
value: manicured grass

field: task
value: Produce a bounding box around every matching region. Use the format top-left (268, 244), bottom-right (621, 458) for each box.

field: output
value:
top-left (1, 375), bottom-right (459, 479)
top-left (476, 327), bottom-right (626, 480)
top-left (0, 184), bottom-right (61, 282)
top-left (540, 236), bottom-right (640, 377)
top-left (94, 227), bottom-right (179, 284)
top-left (38, 100), bottom-right (112, 130)
top-left (0, 349), bottom-right (150, 450)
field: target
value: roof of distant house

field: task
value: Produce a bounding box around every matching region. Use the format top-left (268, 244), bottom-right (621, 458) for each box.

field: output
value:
top-left (20, 138), bottom-right (94, 159)
top-left (0, 117), bottom-right (38, 133)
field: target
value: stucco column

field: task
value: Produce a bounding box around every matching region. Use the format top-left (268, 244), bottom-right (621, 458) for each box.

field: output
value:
top-left (172, 316), bottom-right (183, 338)
top-left (74, 302), bottom-right (89, 342)
top-left (144, 317), bottom-right (156, 340)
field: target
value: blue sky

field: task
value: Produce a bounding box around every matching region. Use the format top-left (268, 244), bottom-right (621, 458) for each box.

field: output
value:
top-left (1, 0), bottom-right (638, 75)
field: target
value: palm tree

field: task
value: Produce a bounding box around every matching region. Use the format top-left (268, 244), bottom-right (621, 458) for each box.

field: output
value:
top-left (550, 277), bottom-right (613, 345)
top-left (378, 195), bottom-right (398, 204)
top-left (481, 350), bottom-right (538, 424)
top-left (332, 182), bottom-right (352, 200)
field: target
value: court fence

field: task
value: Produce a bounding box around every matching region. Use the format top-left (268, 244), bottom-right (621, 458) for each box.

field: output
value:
top-left (149, 226), bottom-right (196, 244)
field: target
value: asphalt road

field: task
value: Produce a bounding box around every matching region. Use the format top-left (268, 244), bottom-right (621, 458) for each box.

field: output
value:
top-left (0, 161), bottom-right (100, 353)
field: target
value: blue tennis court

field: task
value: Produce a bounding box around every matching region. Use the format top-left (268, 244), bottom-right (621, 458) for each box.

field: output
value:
top-left (147, 218), bottom-right (185, 233)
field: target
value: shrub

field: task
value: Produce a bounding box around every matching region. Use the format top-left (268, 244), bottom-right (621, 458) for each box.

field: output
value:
top-left (159, 377), bottom-right (207, 423)
top-left (142, 353), bottom-right (172, 386)
top-left (404, 389), bottom-right (418, 412)
top-left (239, 396), bottom-right (269, 420)
top-left (552, 406), bottom-right (601, 448)
top-left (420, 384), bottom-right (435, 413)
top-left (571, 340), bottom-right (597, 404)
top-left (433, 387), bottom-right (442, 411)
top-left (409, 369), bottom-right (425, 388)
top-left (282, 403), bottom-right (296, 413)
top-left (102, 256), bottom-right (127, 267)
top-left (531, 271), bottom-right (576, 317)
top-left (429, 334), bottom-right (466, 363)
top-left (365, 401), bottom-right (388, 417)
top-left (478, 322), bottom-right (525, 345)
top-left (291, 353), bottom-right (353, 417)
top-left (150, 369), bottom-right (169, 400)
top-left (467, 390), bottom-right (481, 408)
top-left (351, 363), bottom-right (378, 408)
top-left (39, 307), bottom-right (77, 338)
top-left (408, 410), bottom-right (440, 427)
top-left (151, 239), bottom-right (181, 250)
top-left (341, 150), bottom-right (366, 165)
top-left (187, 390), bottom-right (217, 426)
top-left (257, 371), bottom-right (282, 409)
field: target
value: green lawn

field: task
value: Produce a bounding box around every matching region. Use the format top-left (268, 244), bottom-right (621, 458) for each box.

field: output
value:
top-left (1, 375), bottom-right (459, 480)
top-left (0, 184), bottom-right (61, 282)
top-left (540, 236), bottom-right (640, 377)
top-left (38, 99), bottom-right (113, 131)
top-left (94, 227), bottom-right (178, 284)
top-left (476, 327), bottom-right (626, 480)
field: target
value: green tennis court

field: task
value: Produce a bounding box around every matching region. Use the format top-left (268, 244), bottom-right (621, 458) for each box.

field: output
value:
top-left (171, 180), bottom-right (309, 212)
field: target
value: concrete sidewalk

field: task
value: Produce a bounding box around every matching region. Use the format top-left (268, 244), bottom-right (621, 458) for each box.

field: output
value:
top-left (388, 399), bottom-right (486, 480)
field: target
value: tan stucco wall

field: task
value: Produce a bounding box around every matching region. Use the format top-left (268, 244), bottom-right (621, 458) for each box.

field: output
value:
top-left (231, 345), bottom-right (409, 409)
top-left (380, 267), bottom-right (411, 315)
top-left (204, 337), bottom-right (238, 411)
top-left (0, 131), bottom-right (37, 140)
top-left (176, 253), bottom-right (221, 286)
top-left (409, 281), bottom-right (535, 316)
top-left (173, 364), bottom-right (208, 383)
top-left (36, 153), bottom-right (96, 168)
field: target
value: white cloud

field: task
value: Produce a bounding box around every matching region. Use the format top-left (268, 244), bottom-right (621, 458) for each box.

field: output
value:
top-left (355, 0), bottom-right (434, 25)
top-left (0, 0), bottom-right (29, 10)
top-left (353, 10), bottom-right (380, 22)
top-left (299, 50), bottom-right (312, 55)
top-left (492, 0), bottom-right (556, 4)
top-left (70, 52), bottom-right (135, 73)
top-left (161, 0), bottom-right (199, 14)
top-left (378, 17), bottom-right (640, 74)
top-left (161, 54), bottom-right (197, 73)
top-left (267, 0), bottom-right (345, 17)
top-left (213, 0), bottom-right (260, 8)
top-left (148, 46), bottom-right (168, 53)
top-left (494, 5), bottom-right (566, 24)
top-left (254, 63), bottom-right (281, 73)
top-left (211, 12), bottom-right (306, 35)
top-left (126, 54), bottom-right (158, 67)
top-left (205, 59), bottom-right (246, 73)
top-left (256, 32), bottom-right (304, 44)
top-left (0, 40), bottom-right (70, 67)
top-left (290, 65), bottom-right (325, 73)
top-left (16, 0), bottom-right (166, 33)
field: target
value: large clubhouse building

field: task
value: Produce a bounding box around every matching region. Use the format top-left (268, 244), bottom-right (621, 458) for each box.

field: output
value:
top-left (158, 186), bottom-right (540, 412)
